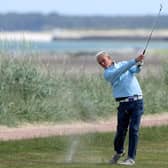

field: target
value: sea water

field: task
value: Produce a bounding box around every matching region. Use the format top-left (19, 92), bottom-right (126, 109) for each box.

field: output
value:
top-left (0, 39), bottom-right (167, 54)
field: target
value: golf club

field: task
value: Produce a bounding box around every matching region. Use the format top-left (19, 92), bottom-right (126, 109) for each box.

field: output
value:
top-left (142, 4), bottom-right (163, 55)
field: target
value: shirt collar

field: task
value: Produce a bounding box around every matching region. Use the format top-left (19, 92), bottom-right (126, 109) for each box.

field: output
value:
top-left (105, 61), bottom-right (116, 69)
top-left (112, 61), bottom-right (116, 66)
top-left (110, 61), bottom-right (116, 67)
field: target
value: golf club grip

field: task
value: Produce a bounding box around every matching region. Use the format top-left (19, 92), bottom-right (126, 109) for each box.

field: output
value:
top-left (142, 49), bottom-right (146, 55)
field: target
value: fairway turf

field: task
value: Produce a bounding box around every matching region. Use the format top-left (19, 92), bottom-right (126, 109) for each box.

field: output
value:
top-left (0, 126), bottom-right (167, 168)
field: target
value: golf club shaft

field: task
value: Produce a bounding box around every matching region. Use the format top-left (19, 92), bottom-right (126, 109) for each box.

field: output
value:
top-left (142, 4), bottom-right (163, 55)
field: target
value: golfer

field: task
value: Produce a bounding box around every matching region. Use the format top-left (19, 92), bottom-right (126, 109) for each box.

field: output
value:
top-left (96, 51), bottom-right (144, 166)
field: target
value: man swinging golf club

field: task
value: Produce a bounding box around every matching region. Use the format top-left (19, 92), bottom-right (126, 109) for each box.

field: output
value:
top-left (96, 4), bottom-right (162, 165)
top-left (96, 51), bottom-right (144, 165)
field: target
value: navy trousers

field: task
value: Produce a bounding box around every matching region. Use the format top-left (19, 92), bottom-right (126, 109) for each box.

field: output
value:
top-left (114, 99), bottom-right (144, 160)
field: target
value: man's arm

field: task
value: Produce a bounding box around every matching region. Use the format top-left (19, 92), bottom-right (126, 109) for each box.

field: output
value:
top-left (104, 59), bottom-right (136, 84)
top-left (129, 54), bottom-right (144, 73)
top-left (104, 54), bottom-right (144, 83)
top-left (129, 65), bottom-right (142, 73)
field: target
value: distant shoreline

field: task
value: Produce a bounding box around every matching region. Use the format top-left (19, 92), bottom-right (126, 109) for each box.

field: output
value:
top-left (52, 29), bottom-right (168, 41)
top-left (0, 29), bottom-right (168, 42)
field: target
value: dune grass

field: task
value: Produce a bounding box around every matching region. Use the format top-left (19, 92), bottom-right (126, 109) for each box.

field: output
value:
top-left (0, 126), bottom-right (167, 168)
top-left (0, 54), bottom-right (167, 125)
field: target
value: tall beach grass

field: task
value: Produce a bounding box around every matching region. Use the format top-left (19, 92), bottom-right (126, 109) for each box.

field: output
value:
top-left (0, 52), bottom-right (167, 126)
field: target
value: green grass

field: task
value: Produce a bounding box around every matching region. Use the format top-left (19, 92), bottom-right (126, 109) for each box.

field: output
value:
top-left (0, 126), bottom-right (167, 168)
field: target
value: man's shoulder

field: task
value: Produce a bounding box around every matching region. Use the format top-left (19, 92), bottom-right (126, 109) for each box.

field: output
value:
top-left (104, 60), bottom-right (129, 72)
top-left (118, 60), bottom-right (127, 65)
top-left (112, 61), bottom-right (127, 68)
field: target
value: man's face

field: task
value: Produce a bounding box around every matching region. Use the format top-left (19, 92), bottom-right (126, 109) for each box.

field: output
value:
top-left (97, 54), bottom-right (113, 68)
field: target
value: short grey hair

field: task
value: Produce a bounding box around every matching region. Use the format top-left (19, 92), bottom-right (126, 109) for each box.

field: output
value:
top-left (96, 51), bottom-right (107, 60)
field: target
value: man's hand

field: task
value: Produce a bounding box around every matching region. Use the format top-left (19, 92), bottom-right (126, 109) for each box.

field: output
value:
top-left (135, 54), bottom-right (144, 63)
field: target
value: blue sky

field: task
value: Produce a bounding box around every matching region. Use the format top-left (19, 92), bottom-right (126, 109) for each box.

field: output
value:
top-left (0, 0), bottom-right (167, 15)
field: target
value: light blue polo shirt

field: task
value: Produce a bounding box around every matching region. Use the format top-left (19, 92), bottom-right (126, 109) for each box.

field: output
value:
top-left (104, 59), bottom-right (142, 98)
